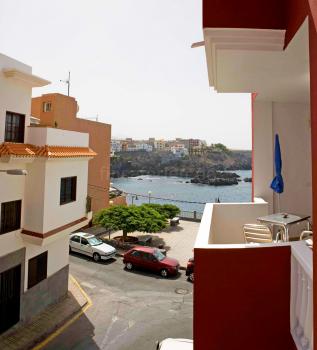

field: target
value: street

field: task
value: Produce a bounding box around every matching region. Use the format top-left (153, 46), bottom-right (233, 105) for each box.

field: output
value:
top-left (43, 252), bottom-right (193, 350)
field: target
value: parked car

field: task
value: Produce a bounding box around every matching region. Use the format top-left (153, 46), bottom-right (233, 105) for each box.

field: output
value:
top-left (123, 247), bottom-right (180, 278)
top-left (156, 338), bottom-right (193, 350)
top-left (186, 257), bottom-right (194, 282)
top-left (69, 232), bottom-right (116, 262)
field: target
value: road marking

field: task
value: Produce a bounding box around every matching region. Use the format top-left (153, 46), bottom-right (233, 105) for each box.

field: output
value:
top-left (81, 281), bottom-right (96, 289)
top-left (31, 275), bottom-right (92, 350)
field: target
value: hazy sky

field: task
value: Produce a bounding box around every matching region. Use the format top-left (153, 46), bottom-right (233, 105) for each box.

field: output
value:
top-left (0, 0), bottom-right (251, 149)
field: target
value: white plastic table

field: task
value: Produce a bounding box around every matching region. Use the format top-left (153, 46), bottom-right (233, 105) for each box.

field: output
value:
top-left (257, 213), bottom-right (310, 242)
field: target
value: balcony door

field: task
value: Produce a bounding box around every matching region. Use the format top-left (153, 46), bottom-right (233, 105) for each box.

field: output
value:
top-left (0, 265), bottom-right (21, 333)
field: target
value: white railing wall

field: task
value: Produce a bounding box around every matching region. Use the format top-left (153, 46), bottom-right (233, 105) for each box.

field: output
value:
top-left (291, 241), bottom-right (313, 350)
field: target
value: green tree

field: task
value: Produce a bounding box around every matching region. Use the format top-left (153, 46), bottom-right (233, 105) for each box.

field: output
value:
top-left (93, 205), bottom-right (168, 241)
top-left (143, 203), bottom-right (180, 219)
top-left (213, 143), bottom-right (230, 154)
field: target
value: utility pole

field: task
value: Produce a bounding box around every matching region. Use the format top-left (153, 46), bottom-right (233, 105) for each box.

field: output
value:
top-left (60, 71), bottom-right (71, 96)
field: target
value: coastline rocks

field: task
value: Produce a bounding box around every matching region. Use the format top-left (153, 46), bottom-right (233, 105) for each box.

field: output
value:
top-left (190, 172), bottom-right (239, 186)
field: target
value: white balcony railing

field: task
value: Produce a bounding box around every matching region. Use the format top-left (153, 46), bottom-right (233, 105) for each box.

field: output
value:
top-left (291, 241), bottom-right (313, 350)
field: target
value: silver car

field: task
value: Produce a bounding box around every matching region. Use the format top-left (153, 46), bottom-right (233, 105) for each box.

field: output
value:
top-left (69, 232), bottom-right (116, 262)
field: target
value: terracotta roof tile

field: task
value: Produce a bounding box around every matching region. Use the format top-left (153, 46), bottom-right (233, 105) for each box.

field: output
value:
top-left (36, 145), bottom-right (97, 158)
top-left (0, 143), bottom-right (36, 157)
top-left (0, 143), bottom-right (97, 159)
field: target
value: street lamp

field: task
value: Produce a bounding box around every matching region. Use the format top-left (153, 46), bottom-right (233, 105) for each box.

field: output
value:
top-left (0, 169), bottom-right (28, 175)
top-left (131, 195), bottom-right (138, 205)
top-left (148, 191), bottom-right (152, 204)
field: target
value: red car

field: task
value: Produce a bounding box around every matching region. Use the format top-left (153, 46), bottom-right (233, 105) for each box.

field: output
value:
top-left (123, 247), bottom-right (180, 278)
top-left (185, 258), bottom-right (194, 282)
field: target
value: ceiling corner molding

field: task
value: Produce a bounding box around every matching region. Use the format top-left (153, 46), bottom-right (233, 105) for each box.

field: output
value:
top-left (2, 68), bottom-right (51, 87)
top-left (203, 28), bottom-right (286, 89)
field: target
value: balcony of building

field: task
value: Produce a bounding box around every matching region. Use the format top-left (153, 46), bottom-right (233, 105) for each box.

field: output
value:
top-left (193, 3), bottom-right (315, 348)
top-left (194, 200), bottom-right (312, 350)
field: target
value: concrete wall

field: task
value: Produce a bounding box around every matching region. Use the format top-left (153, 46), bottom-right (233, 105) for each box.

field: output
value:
top-left (23, 158), bottom-right (89, 234)
top-left (272, 102), bottom-right (312, 217)
top-left (43, 159), bottom-right (88, 232)
top-left (210, 200), bottom-right (269, 244)
top-left (21, 265), bottom-right (69, 322)
top-left (0, 55), bottom-right (32, 144)
top-left (253, 101), bottom-right (274, 212)
top-left (194, 245), bottom-right (296, 350)
top-left (253, 100), bottom-right (312, 217)
top-left (31, 93), bottom-right (111, 212)
top-left (28, 126), bottom-right (89, 147)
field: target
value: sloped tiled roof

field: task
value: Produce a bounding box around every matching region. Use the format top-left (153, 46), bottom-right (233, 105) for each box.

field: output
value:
top-left (36, 145), bottom-right (97, 158)
top-left (0, 143), bottom-right (37, 157)
top-left (0, 142), bottom-right (97, 158)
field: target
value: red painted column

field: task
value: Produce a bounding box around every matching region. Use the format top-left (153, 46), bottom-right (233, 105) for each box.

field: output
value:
top-left (308, 13), bottom-right (317, 350)
top-left (251, 93), bottom-right (257, 202)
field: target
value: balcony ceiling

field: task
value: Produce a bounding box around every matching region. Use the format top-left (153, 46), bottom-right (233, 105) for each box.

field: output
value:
top-left (204, 20), bottom-right (309, 102)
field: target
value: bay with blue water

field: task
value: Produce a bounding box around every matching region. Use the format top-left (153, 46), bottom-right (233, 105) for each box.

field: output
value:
top-left (112, 170), bottom-right (252, 214)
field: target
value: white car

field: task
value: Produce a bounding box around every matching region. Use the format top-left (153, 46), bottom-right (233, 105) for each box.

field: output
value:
top-left (69, 232), bottom-right (117, 262)
top-left (156, 339), bottom-right (193, 350)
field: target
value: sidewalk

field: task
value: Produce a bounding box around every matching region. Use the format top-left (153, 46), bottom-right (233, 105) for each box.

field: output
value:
top-left (0, 276), bottom-right (88, 350)
top-left (106, 220), bottom-right (200, 269)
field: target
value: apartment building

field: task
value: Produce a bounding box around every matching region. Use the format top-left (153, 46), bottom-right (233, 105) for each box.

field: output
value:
top-left (0, 53), bottom-right (95, 333)
top-left (111, 140), bottom-right (122, 154)
top-left (153, 139), bottom-right (166, 150)
top-left (31, 93), bottom-right (111, 212)
top-left (193, 2), bottom-right (316, 350)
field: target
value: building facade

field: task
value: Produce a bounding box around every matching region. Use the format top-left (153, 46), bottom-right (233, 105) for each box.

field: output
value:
top-left (193, 1), bottom-right (317, 350)
top-left (31, 93), bottom-right (111, 212)
top-left (0, 53), bottom-right (94, 333)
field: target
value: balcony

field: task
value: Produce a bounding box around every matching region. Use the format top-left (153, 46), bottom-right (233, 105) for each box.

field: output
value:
top-left (27, 126), bottom-right (89, 147)
top-left (194, 200), bottom-right (312, 350)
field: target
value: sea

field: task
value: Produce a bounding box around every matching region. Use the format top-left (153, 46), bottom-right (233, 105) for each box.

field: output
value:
top-left (112, 170), bottom-right (252, 214)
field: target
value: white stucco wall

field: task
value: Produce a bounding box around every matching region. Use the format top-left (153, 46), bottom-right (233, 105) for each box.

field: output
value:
top-left (253, 101), bottom-right (274, 212)
top-left (0, 55), bottom-right (32, 143)
top-left (24, 233), bottom-right (69, 292)
top-left (253, 100), bottom-right (312, 218)
top-left (210, 200), bottom-right (269, 244)
top-left (272, 102), bottom-right (312, 217)
top-left (28, 127), bottom-right (89, 147)
top-left (43, 159), bottom-right (88, 232)
top-left (23, 160), bottom-right (46, 233)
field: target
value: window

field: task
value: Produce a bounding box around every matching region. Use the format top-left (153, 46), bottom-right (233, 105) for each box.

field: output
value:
top-left (0, 200), bottom-right (22, 234)
top-left (5, 112), bottom-right (25, 143)
top-left (71, 236), bottom-right (80, 243)
top-left (28, 251), bottom-right (47, 289)
top-left (60, 177), bottom-right (77, 205)
top-left (43, 102), bottom-right (52, 112)
top-left (131, 251), bottom-right (140, 258)
top-left (81, 238), bottom-right (88, 245)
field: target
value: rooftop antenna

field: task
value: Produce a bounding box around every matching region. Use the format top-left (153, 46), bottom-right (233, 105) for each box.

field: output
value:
top-left (60, 71), bottom-right (70, 96)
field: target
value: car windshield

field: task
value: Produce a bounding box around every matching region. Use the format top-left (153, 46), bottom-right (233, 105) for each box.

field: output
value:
top-left (153, 249), bottom-right (165, 261)
top-left (87, 237), bottom-right (103, 246)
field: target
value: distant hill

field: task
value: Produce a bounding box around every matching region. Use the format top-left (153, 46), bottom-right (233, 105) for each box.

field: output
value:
top-left (111, 149), bottom-right (251, 178)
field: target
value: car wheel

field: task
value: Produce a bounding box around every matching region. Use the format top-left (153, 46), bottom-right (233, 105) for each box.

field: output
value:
top-left (69, 246), bottom-right (72, 253)
top-left (189, 272), bottom-right (194, 282)
top-left (160, 269), bottom-right (168, 278)
top-left (125, 262), bottom-right (133, 270)
top-left (93, 253), bottom-right (101, 262)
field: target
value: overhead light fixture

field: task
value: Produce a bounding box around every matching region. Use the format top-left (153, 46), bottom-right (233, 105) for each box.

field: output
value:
top-left (0, 169), bottom-right (28, 176)
top-left (191, 41), bottom-right (205, 48)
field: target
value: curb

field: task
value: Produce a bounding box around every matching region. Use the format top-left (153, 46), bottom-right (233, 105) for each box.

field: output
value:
top-left (115, 252), bottom-right (187, 270)
top-left (31, 275), bottom-right (92, 350)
